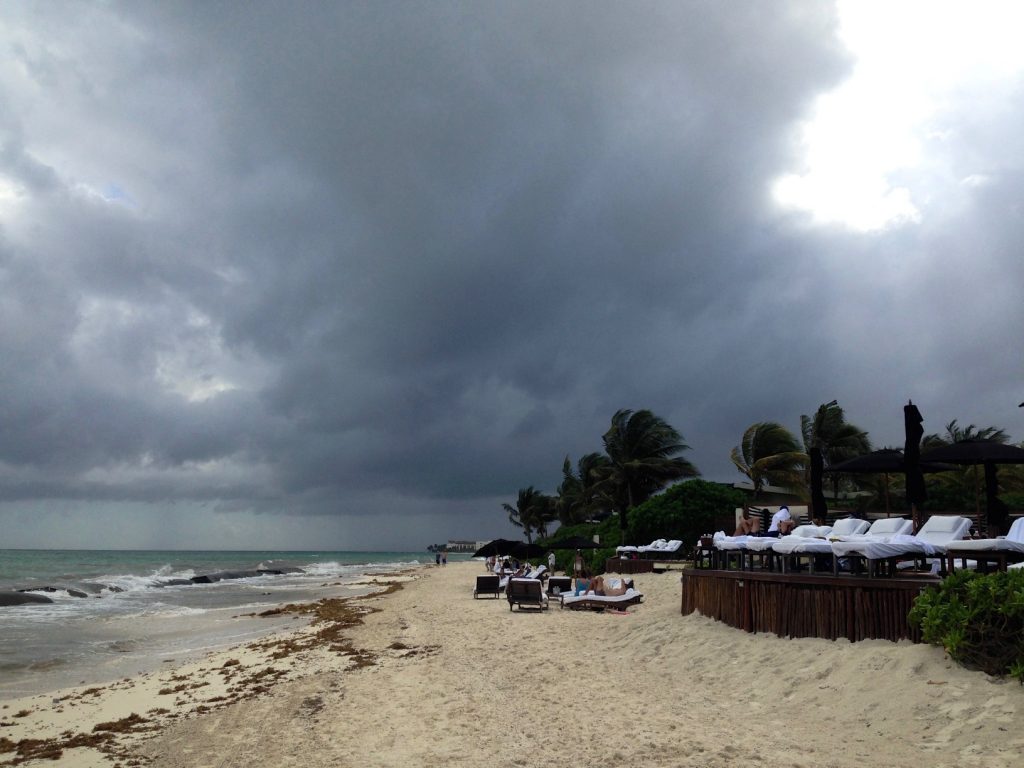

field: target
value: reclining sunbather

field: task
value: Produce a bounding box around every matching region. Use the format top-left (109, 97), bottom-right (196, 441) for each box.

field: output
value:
top-left (734, 508), bottom-right (761, 536)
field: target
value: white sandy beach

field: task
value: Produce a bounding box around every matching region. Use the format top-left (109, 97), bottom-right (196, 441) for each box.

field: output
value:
top-left (2, 562), bottom-right (1021, 767)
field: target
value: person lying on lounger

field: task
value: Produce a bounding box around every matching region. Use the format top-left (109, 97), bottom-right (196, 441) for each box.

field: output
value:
top-left (578, 576), bottom-right (631, 597)
top-left (734, 508), bottom-right (762, 536)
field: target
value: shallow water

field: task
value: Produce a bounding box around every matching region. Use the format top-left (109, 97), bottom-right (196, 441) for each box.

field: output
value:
top-left (0, 549), bottom-right (443, 698)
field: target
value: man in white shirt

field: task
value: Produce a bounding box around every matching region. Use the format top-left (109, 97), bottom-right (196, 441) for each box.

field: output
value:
top-left (767, 505), bottom-right (795, 537)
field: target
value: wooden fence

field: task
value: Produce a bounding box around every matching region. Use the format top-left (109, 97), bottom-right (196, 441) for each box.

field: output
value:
top-left (681, 569), bottom-right (936, 642)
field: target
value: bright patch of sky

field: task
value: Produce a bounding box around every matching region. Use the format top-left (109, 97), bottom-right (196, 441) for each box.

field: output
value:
top-left (774, 0), bottom-right (1024, 231)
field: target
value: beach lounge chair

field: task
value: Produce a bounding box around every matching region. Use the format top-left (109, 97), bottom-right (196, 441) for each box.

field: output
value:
top-left (831, 515), bottom-right (971, 577)
top-left (946, 517), bottom-right (1024, 573)
top-left (615, 539), bottom-right (683, 558)
top-left (740, 524), bottom-right (831, 570)
top-left (525, 565), bottom-right (547, 582)
top-left (561, 583), bottom-right (643, 611)
top-left (771, 518), bottom-right (870, 573)
top-left (711, 532), bottom-right (757, 570)
top-left (506, 578), bottom-right (549, 611)
top-left (546, 576), bottom-right (572, 596)
top-left (473, 574), bottom-right (501, 598)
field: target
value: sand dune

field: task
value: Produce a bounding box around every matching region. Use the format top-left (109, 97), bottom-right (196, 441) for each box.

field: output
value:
top-left (2, 562), bottom-right (1021, 767)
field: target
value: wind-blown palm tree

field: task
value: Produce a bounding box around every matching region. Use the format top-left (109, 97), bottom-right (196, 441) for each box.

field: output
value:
top-left (503, 487), bottom-right (552, 545)
top-left (801, 400), bottom-right (871, 497)
top-left (555, 452), bottom-right (613, 525)
top-left (599, 409), bottom-right (699, 534)
top-left (731, 422), bottom-right (806, 498)
top-left (922, 419), bottom-right (1009, 450)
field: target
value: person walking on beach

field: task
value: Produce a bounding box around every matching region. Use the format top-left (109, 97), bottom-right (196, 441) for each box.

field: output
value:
top-left (573, 550), bottom-right (584, 578)
top-left (435, 552), bottom-right (441, 566)
top-left (441, 550), bottom-right (447, 566)
top-left (547, 550), bottom-right (556, 573)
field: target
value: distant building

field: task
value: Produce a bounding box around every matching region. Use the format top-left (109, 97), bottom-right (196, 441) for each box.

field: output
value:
top-left (426, 540), bottom-right (488, 553)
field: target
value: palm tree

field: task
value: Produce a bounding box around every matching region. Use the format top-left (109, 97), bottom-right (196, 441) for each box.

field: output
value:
top-left (801, 400), bottom-right (871, 498)
top-left (599, 409), bottom-right (699, 534)
top-left (503, 487), bottom-right (552, 545)
top-left (555, 452), bottom-right (613, 525)
top-left (731, 422), bottom-right (806, 498)
top-left (922, 419), bottom-right (1009, 450)
top-left (922, 420), bottom-right (1011, 515)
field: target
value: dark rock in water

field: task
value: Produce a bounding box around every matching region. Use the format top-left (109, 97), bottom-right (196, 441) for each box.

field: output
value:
top-left (1, 592), bottom-right (54, 606)
top-left (157, 578), bottom-right (194, 587)
top-left (257, 569), bottom-right (284, 576)
top-left (73, 583), bottom-right (105, 595)
top-left (271, 566), bottom-right (305, 574)
top-left (18, 586), bottom-right (60, 593)
top-left (66, 589), bottom-right (89, 598)
top-left (193, 570), bottom-right (262, 584)
top-left (106, 585), bottom-right (124, 593)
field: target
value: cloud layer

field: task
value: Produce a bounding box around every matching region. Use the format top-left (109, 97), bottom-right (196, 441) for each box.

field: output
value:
top-left (1, 2), bottom-right (1021, 549)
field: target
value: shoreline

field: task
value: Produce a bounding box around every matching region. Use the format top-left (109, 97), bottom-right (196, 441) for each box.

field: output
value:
top-left (0, 572), bottom-right (419, 766)
top-left (3, 562), bottom-right (1023, 767)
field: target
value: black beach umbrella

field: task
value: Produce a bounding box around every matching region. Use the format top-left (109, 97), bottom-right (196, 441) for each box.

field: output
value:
top-left (920, 439), bottom-right (1024, 535)
top-left (509, 541), bottom-right (546, 560)
top-left (547, 535), bottom-right (601, 550)
top-left (810, 446), bottom-right (828, 522)
top-left (828, 448), bottom-right (955, 515)
top-left (904, 402), bottom-right (927, 531)
top-left (472, 539), bottom-right (519, 558)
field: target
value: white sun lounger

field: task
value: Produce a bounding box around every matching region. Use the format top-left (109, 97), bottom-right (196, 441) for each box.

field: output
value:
top-left (560, 587), bottom-right (643, 611)
top-left (771, 519), bottom-right (869, 572)
top-left (831, 515), bottom-right (971, 576)
top-left (773, 518), bottom-right (869, 554)
top-left (946, 518), bottom-right (1024, 572)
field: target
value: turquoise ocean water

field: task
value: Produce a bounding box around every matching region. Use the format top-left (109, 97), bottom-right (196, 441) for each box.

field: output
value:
top-left (0, 549), bottom-right (449, 699)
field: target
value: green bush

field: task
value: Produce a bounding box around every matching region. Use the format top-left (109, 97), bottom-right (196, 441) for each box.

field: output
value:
top-left (908, 569), bottom-right (1024, 682)
top-left (626, 479), bottom-right (745, 555)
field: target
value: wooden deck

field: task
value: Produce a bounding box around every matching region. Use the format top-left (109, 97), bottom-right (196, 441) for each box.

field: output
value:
top-left (606, 556), bottom-right (689, 574)
top-left (681, 568), bottom-right (938, 643)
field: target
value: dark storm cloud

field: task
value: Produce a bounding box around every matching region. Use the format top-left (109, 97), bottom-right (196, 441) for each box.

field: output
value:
top-left (2, 2), bottom-right (1021, 548)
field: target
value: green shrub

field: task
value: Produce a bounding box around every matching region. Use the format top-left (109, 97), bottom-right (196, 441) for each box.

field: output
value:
top-left (540, 518), bottom-right (622, 575)
top-left (908, 569), bottom-right (1024, 682)
top-left (626, 479), bottom-right (745, 555)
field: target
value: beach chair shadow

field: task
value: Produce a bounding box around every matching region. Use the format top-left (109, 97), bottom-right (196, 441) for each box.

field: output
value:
top-left (473, 574), bottom-right (501, 599)
top-left (506, 578), bottom-right (548, 611)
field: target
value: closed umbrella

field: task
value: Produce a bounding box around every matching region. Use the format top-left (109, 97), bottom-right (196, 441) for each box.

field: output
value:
top-left (904, 402), bottom-right (927, 531)
top-left (810, 446), bottom-right (828, 522)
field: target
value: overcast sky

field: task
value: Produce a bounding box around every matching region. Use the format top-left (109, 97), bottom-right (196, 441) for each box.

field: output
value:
top-left (1, 1), bottom-right (1022, 550)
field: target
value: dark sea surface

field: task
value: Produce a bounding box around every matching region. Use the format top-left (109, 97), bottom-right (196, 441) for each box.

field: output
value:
top-left (0, 549), bottom-right (446, 698)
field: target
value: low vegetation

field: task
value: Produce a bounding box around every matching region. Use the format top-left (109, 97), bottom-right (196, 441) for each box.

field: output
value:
top-left (909, 569), bottom-right (1024, 683)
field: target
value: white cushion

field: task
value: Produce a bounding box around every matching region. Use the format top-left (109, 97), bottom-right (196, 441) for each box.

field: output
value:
top-left (867, 518), bottom-right (912, 536)
top-left (921, 516), bottom-right (962, 533)
top-left (831, 518), bottom-right (870, 536)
